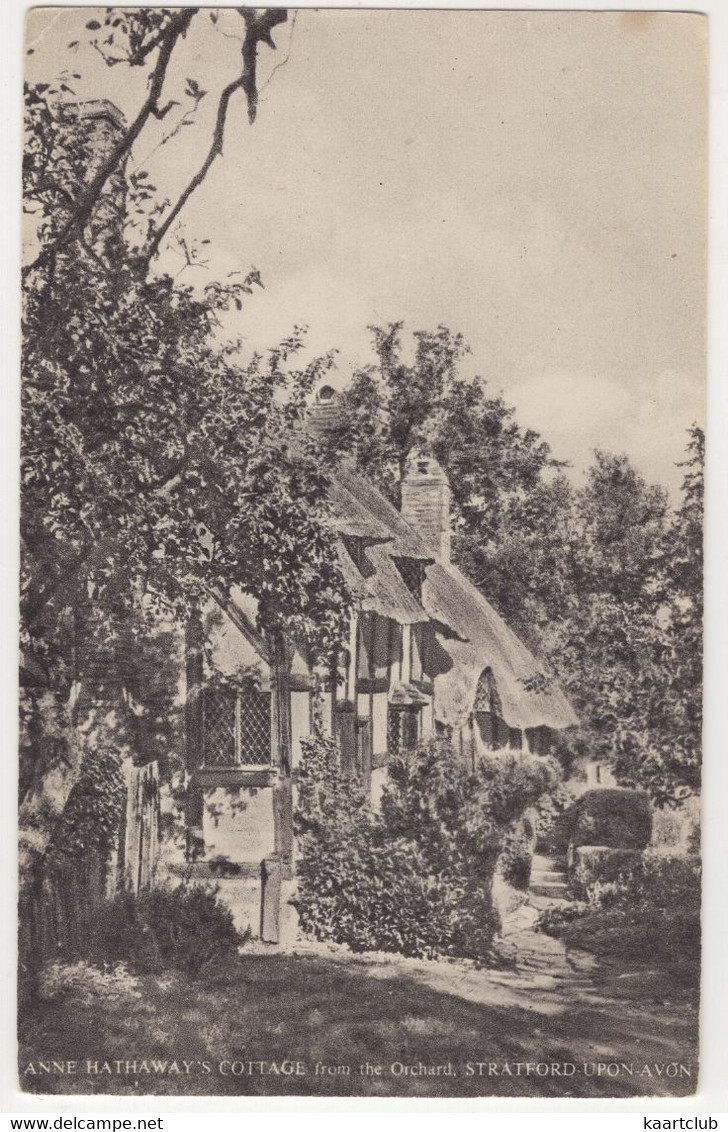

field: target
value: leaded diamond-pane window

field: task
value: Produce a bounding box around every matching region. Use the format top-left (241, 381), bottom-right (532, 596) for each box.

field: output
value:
top-left (387, 705), bottom-right (420, 756)
top-left (238, 690), bottom-right (271, 765)
top-left (387, 706), bottom-right (402, 756)
top-left (203, 687), bottom-right (237, 767)
top-left (202, 686), bottom-right (271, 768)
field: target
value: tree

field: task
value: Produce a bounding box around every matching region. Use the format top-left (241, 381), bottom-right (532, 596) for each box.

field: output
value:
top-left (609, 427), bottom-right (703, 805)
top-left (21, 11), bottom-right (352, 906)
top-left (541, 436), bottom-right (702, 807)
top-left (24, 8), bottom-right (290, 280)
top-left (331, 322), bottom-right (703, 805)
top-left (329, 321), bottom-right (560, 642)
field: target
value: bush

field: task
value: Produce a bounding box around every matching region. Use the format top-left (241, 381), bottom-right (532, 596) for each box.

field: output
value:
top-left (562, 788), bottom-right (652, 852)
top-left (537, 852), bottom-right (700, 985)
top-left (536, 901), bottom-right (588, 937)
top-left (532, 780), bottom-right (576, 853)
top-left (497, 825), bottom-right (534, 890)
top-left (569, 846), bottom-right (643, 904)
top-left (295, 736), bottom-right (554, 963)
top-left (88, 883), bottom-right (246, 976)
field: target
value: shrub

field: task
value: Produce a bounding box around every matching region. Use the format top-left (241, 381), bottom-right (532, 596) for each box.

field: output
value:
top-left (537, 852), bottom-right (700, 985)
top-left (536, 901), bottom-right (588, 937)
top-left (569, 846), bottom-right (643, 904)
top-left (532, 780), bottom-right (576, 853)
top-left (88, 883), bottom-right (246, 976)
top-left (295, 736), bottom-right (554, 963)
top-left (562, 788), bottom-right (652, 852)
top-left (497, 825), bottom-right (534, 890)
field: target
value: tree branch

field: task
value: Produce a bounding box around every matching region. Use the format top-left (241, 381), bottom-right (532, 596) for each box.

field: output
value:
top-left (142, 8), bottom-right (287, 266)
top-left (142, 75), bottom-right (243, 266)
top-left (23, 8), bottom-right (197, 280)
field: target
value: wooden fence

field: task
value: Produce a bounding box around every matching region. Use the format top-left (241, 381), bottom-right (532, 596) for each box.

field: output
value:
top-left (122, 761), bottom-right (161, 895)
top-left (22, 848), bottom-right (108, 966)
top-left (21, 760), bottom-right (161, 966)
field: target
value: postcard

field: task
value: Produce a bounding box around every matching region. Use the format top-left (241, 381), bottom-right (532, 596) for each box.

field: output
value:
top-left (19, 8), bottom-right (705, 1099)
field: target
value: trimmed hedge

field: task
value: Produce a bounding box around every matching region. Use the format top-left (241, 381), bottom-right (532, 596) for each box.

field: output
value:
top-left (562, 788), bottom-right (652, 853)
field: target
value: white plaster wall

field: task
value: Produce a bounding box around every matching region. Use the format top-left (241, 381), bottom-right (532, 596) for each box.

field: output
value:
top-left (290, 690), bottom-right (311, 768)
top-left (372, 692), bottom-right (388, 760)
top-left (318, 690), bottom-right (333, 736)
top-left (203, 599), bottom-right (269, 687)
top-left (201, 785), bottom-right (275, 863)
top-left (421, 699), bottom-right (434, 740)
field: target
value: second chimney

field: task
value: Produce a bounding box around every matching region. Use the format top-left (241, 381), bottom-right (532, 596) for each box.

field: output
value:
top-left (401, 454), bottom-right (451, 563)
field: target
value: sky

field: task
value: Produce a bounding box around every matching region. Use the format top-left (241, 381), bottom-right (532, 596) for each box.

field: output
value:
top-left (25, 8), bottom-right (707, 498)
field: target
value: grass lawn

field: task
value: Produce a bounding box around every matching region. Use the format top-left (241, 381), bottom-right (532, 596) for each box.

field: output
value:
top-left (19, 946), bottom-right (698, 1099)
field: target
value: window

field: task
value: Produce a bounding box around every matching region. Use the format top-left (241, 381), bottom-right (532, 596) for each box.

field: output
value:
top-left (473, 666), bottom-right (503, 718)
top-left (387, 705), bottom-right (420, 755)
top-left (202, 685), bottom-right (271, 767)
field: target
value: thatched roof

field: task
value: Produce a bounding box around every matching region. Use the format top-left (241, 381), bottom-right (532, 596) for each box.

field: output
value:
top-left (424, 562), bottom-right (578, 733)
top-left (327, 476), bottom-right (394, 544)
top-left (220, 451), bottom-right (576, 734)
top-left (326, 464), bottom-right (436, 626)
top-left (333, 466), bottom-right (433, 562)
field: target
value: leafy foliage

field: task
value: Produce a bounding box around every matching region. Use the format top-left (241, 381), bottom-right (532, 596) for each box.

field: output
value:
top-left (21, 14), bottom-right (352, 900)
top-left (531, 780), bottom-right (575, 852)
top-left (497, 826), bottom-right (534, 890)
top-left (50, 746), bottom-right (125, 857)
top-left (328, 324), bottom-right (558, 594)
top-left (295, 735), bottom-right (555, 961)
top-left (88, 883), bottom-right (246, 976)
top-left (568, 846), bottom-right (644, 904)
top-left (538, 852), bottom-right (700, 985)
top-left (561, 788), bottom-right (653, 852)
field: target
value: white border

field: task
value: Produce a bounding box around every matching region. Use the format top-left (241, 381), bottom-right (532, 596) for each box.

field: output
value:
top-left (2, 0), bottom-right (726, 1119)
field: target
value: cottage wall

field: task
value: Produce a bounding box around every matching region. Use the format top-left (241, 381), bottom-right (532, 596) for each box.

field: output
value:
top-left (201, 785), bottom-right (276, 862)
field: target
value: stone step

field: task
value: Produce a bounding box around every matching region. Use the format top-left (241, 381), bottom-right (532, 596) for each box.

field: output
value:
top-left (532, 854), bottom-right (566, 870)
top-left (531, 869), bottom-right (567, 883)
top-left (529, 893), bottom-right (571, 911)
top-left (530, 881), bottom-right (568, 898)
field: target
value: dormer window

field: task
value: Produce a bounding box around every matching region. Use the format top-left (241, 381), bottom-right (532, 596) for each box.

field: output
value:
top-left (393, 556), bottom-right (423, 601)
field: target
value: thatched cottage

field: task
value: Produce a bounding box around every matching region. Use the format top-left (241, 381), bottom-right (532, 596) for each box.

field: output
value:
top-left (174, 388), bottom-right (577, 930)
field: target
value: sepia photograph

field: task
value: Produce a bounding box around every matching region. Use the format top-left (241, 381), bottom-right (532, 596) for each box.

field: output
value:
top-left (19, 7), bottom-right (705, 1099)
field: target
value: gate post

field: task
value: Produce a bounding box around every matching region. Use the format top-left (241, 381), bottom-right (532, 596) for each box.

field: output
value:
top-left (260, 854), bottom-right (282, 943)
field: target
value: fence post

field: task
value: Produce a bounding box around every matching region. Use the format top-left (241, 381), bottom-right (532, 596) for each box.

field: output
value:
top-left (260, 854), bottom-right (282, 943)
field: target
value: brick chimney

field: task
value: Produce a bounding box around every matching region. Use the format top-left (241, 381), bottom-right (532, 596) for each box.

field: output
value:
top-left (56, 100), bottom-right (128, 265)
top-left (307, 383), bottom-right (343, 438)
top-left (401, 454), bottom-right (451, 563)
